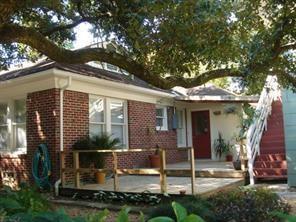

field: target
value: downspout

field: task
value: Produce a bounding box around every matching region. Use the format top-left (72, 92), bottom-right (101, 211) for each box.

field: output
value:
top-left (55, 76), bottom-right (72, 196)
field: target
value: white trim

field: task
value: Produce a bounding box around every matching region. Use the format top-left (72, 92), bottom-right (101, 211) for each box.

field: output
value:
top-left (53, 69), bottom-right (173, 99)
top-left (176, 108), bottom-right (186, 147)
top-left (175, 95), bottom-right (259, 102)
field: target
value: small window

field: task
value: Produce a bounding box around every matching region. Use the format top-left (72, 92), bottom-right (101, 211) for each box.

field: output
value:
top-left (156, 106), bottom-right (168, 131)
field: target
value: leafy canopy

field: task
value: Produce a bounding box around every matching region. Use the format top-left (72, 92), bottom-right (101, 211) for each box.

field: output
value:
top-left (0, 0), bottom-right (295, 91)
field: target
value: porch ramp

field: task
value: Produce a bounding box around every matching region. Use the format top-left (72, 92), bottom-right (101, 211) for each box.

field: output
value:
top-left (253, 100), bottom-right (287, 181)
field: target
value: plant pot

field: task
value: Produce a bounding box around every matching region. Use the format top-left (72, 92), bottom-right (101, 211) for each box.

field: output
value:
top-left (149, 155), bottom-right (161, 168)
top-left (226, 154), bottom-right (233, 162)
top-left (96, 172), bottom-right (106, 184)
top-left (232, 160), bottom-right (241, 170)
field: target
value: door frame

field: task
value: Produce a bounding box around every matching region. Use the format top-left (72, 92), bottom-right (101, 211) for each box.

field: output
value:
top-left (187, 109), bottom-right (213, 159)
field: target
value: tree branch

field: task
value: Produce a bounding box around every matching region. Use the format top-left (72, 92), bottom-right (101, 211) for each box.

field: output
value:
top-left (280, 43), bottom-right (296, 52)
top-left (0, 23), bottom-right (172, 88)
top-left (42, 18), bottom-right (86, 36)
top-left (166, 69), bottom-right (243, 88)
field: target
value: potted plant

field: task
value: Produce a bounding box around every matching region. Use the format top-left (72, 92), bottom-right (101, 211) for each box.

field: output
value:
top-left (91, 133), bottom-right (120, 184)
top-left (214, 132), bottom-right (230, 161)
top-left (73, 133), bottom-right (120, 184)
top-left (149, 148), bottom-right (161, 168)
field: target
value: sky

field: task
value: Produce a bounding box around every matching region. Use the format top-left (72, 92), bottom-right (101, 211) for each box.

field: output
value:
top-left (73, 23), bottom-right (94, 49)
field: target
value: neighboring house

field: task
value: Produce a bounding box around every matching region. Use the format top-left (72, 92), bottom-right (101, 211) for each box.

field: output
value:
top-left (282, 89), bottom-right (296, 187)
top-left (0, 60), bottom-right (258, 185)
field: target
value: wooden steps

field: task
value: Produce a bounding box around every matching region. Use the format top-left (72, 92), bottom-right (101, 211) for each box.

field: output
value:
top-left (254, 100), bottom-right (287, 181)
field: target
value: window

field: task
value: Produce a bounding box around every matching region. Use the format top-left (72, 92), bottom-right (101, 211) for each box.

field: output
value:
top-left (89, 97), bottom-right (105, 137)
top-left (0, 103), bottom-right (8, 151)
top-left (176, 109), bottom-right (186, 147)
top-left (156, 106), bottom-right (168, 131)
top-left (89, 96), bottom-right (127, 148)
top-left (0, 99), bottom-right (26, 153)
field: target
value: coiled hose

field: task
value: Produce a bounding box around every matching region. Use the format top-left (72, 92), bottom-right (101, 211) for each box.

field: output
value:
top-left (32, 144), bottom-right (51, 190)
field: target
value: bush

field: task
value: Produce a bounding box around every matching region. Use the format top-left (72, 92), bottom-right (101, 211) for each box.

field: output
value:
top-left (146, 195), bottom-right (216, 222)
top-left (0, 184), bottom-right (50, 216)
top-left (208, 187), bottom-right (291, 222)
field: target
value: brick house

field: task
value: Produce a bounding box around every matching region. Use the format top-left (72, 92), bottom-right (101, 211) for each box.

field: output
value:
top-left (0, 60), bottom-right (258, 186)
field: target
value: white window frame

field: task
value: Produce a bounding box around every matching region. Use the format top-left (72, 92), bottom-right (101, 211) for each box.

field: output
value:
top-left (0, 98), bottom-right (27, 154)
top-left (176, 109), bottom-right (186, 147)
top-left (89, 96), bottom-right (106, 137)
top-left (89, 95), bottom-right (128, 148)
top-left (156, 106), bottom-right (168, 131)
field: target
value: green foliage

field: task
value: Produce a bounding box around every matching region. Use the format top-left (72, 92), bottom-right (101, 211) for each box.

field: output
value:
top-left (73, 133), bottom-right (120, 168)
top-left (0, 184), bottom-right (50, 216)
top-left (271, 212), bottom-right (296, 222)
top-left (1, 1), bottom-right (295, 91)
top-left (148, 202), bottom-right (205, 222)
top-left (85, 209), bottom-right (109, 222)
top-left (147, 196), bottom-right (216, 222)
top-left (208, 187), bottom-right (291, 222)
top-left (214, 132), bottom-right (232, 159)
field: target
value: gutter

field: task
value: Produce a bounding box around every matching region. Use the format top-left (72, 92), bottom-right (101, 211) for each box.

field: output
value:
top-left (55, 76), bottom-right (72, 196)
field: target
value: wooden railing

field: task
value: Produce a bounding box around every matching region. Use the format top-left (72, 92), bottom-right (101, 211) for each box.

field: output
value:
top-left (246, 75), bottom-right (279, 185)
top-left (60, 147), bottom-right (196, 194)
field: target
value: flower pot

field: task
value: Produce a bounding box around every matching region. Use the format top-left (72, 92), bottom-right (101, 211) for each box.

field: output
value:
top-left (149, 154), bottom-right (161, 168)
top-left (96, 172), bottom-right (106, 184)
top-left (226, 154), bottom-right (233, 162)
top-left (232, 160), bottom-right (241, 170)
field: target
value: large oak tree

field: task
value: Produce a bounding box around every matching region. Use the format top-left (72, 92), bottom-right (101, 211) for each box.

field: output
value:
top-left (0, 0), bottom-right (295, 91)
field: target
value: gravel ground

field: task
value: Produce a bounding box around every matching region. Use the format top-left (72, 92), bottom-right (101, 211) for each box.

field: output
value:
top-left (52, 203), bottom-right (143, 222)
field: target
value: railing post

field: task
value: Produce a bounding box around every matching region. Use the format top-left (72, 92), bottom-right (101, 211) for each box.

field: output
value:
top-left (159, 149), bottom-right (167, 194)
top-left (60, 151), bottom-right (66, 187)
top-left (73, 151), bottom-right (80, 188)
top-left (112, 152), bottom-right (119, 191)
top-left (190, 147), bottom-right (196, 194)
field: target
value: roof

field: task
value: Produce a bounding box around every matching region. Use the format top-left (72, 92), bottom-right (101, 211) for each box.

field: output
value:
top-left (0, 59), bottom-right (166, 92)
top-left (0, 60), bottom-right (259, 102)
top-left (172, 85), bottom-right (259, 103)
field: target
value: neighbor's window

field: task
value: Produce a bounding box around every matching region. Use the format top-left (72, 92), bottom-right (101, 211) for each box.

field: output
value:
top-left (89, 96), bottom-right (127, 147)
top-left (156, 106), bottom-right (168, 131)
top-left (0, 99), bottom-right (27, 153)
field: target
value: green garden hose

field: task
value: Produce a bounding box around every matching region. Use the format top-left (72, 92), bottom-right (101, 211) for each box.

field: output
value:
top-left (32, 143), bottom-right (51, 190)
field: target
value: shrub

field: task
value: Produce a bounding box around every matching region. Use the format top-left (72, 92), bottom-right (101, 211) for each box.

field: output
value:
top-left (0, 184), bottom-right (50, 216)
top-left (146, 196), bottom-right (216, 222)
top-left (208, 187), bottom-right (291, 222)
top-left (148, 202), bottom-right (205, 222)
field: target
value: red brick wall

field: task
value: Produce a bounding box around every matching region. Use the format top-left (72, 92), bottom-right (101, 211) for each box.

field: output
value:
top-left (62, 90), bottom-right (89, 183)
top-left (0, 89), bottom-right (61, 186)
top-left (26, 89), bottom-right (60, 183)
top-left (105, 100), bottom-right (187, 169)
top-left (1, 89), bottom-right (187, 186)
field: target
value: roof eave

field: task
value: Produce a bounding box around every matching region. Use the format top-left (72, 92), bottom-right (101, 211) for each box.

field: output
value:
top-left (175, 95), bottom-right (259, 103)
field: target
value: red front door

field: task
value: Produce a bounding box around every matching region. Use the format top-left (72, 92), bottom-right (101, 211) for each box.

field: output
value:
top-left (191, 110), bottom-right (211, 158)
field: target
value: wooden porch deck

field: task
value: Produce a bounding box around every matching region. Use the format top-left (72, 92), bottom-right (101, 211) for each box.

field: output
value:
top-left (72, 160), bottom-right (246, 195)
